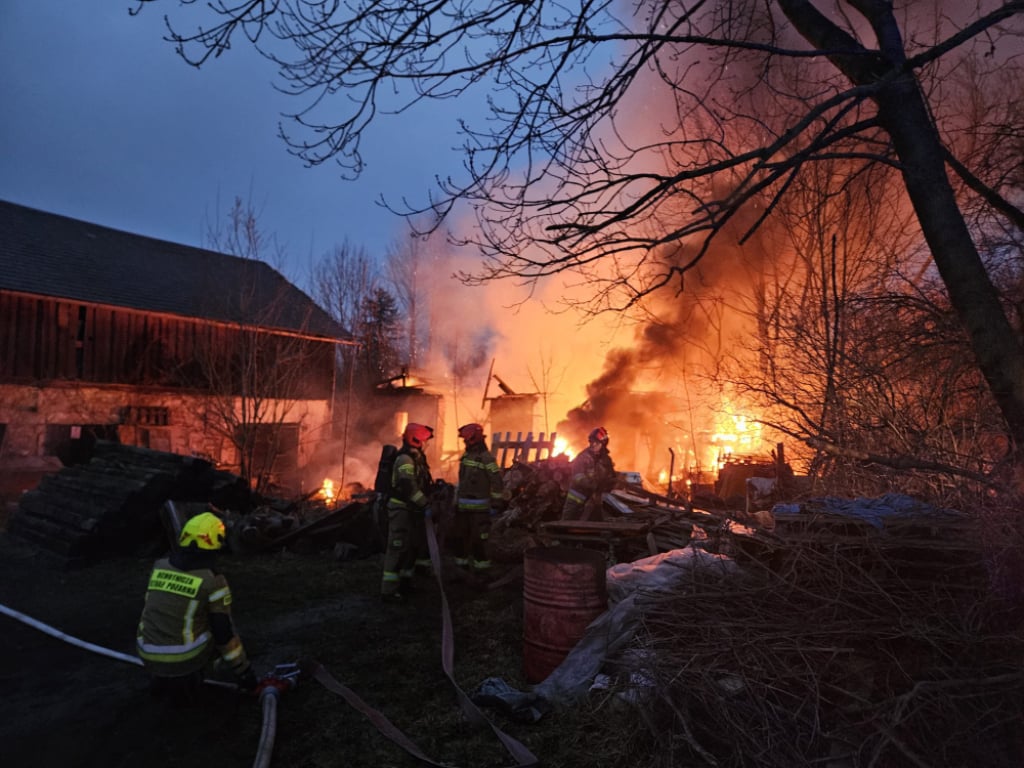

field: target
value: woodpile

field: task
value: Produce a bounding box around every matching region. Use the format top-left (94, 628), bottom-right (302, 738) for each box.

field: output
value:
top-left (490, 456), bottom-right (742, 564)
top-left (7, 441), bottom-right (247, 566)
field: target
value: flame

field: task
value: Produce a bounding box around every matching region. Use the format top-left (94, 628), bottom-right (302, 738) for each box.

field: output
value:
top-left (553, 437), bottom-right (575, 460)
top-left (707, 403), bottom-right (762, 469)
top-left (321, 478), bottom-right (336, 502)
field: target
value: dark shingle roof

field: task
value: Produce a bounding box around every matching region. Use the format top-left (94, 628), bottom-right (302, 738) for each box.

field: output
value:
top-left (0, 199), bottom-right (350, 342)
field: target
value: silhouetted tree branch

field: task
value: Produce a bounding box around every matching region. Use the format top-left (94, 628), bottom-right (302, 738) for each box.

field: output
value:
top-left (131, 0), bottom-right (1024, 457)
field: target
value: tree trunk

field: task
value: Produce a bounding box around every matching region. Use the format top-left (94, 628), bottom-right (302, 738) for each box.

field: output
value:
top-left (875, 76), bottom-right (1024, 447)
top-left (779, 0), bottom-right (1024, 452)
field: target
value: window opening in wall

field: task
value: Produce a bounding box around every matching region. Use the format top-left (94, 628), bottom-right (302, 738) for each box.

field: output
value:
top-left (121, 406), bottom-right (170, 426)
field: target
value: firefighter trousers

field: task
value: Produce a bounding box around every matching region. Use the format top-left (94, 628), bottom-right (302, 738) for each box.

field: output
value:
top-left (451, 508), bottom-right (492, 569)
top-left (381, 505), bottom-right (417, 595)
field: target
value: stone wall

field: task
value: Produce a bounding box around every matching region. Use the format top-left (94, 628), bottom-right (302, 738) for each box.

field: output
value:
top-left (0, 381), bottom-right (331, 475)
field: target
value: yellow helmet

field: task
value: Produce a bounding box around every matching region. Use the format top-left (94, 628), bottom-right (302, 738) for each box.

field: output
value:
top-left (179, 512), bottom-right (226, 551)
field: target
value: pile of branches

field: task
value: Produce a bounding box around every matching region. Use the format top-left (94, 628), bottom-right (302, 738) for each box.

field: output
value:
top-left (618, 538), bottom-right (1024, 767)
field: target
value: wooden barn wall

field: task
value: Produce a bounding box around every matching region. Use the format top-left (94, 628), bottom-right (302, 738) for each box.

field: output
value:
top-left (0, 294), bottom-right (335, 397)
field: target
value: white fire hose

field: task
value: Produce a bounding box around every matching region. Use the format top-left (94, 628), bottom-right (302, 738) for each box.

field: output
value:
top-left (0, 601), bottom-right (294, 768)
top-left (0, 601), bottom-right (146, 666)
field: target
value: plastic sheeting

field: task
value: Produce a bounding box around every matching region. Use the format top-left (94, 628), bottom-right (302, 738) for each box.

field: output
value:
top-left (473, 546), bottom-right (739, 721)
top-left (771, 492), bottom-right (966, 530)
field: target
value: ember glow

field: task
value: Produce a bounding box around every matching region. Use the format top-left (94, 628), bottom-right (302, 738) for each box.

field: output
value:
top-left (321, 478), bottom-right (336, 502)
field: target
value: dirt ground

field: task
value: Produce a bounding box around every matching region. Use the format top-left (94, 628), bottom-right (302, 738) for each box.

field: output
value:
top-left (0, 527), bottom-right (638, 768)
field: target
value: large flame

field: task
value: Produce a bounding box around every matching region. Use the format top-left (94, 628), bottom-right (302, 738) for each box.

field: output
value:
top-left (552, 436), bottom-right (575, 460)
top-left (708, 402), bottom-right (763, 469)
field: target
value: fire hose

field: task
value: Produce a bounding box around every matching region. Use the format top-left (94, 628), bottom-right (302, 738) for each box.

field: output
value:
top-left (253, 663), bottom-right (301, 768)
top-left (0, 601), bottom-right (296, 768)
top-left (304, 486), bottom-right (538, 768)
top-left (422, 508), bottom-right (539, 766)
top-left (1, 485), bottom-right (536, 767)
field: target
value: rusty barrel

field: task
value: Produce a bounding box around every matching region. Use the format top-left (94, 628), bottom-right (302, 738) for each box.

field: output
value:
top-left (522, 546), bottom-right (608, 683)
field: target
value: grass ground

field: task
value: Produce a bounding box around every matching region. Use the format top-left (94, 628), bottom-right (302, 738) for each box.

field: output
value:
top-left (0, 531), bottom-right (650, 768)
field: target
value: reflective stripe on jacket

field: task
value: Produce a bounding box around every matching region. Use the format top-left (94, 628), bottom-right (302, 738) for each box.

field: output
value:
top-left (388, 447), bottom-right (432, 510)
top-left (136, 556), bottom-right (246, 677)
top-left (457, 443), bottom-right (504, 513)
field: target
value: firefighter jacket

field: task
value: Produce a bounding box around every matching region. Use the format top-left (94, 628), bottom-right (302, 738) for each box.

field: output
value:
top-left (566, 446), bottom-right (616, 505)
top-left (136, 551), bottom-right (250, 679)
top-left (457, 442), bottom-right (504, 514)
top-left (388, 445), bottom-right (433, 511)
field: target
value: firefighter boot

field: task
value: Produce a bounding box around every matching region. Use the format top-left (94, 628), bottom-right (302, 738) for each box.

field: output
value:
top-left (399, 576), bottom-right (416, 596)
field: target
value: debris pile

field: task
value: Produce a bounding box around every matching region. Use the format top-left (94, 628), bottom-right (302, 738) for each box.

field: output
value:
top-left (8, 441), bottom-right (247, 566)
top-left (733, 493), bottom-right (986, 588)
top-left (232, 493), bottom-right (381, 559)
top-left (489, 456), bottom-right (749, 564)
top-left (612, 494), bottom-right (1014, 768)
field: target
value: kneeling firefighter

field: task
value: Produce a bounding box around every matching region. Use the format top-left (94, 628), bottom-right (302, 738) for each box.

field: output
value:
top-left (136, 511), bottom-right (257, 702)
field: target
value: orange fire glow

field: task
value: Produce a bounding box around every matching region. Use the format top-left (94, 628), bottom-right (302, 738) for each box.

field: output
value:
top-left (708, 405), bottom-right (762, 469)
top-left (552, 436), bottom-right (575, 460)
top-left (321, 478), bottom-right (336, 502)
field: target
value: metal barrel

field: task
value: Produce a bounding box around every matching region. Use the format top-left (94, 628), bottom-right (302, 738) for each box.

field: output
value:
top-left (522, 546), bottom-right (608, 683)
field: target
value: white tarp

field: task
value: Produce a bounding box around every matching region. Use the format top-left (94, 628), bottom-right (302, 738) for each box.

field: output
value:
top-left (473, 546), bottom-right (739, 721)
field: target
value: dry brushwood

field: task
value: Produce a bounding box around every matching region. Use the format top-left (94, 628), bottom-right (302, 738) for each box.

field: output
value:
top-left (614, 535), bottom-right (1024, 768)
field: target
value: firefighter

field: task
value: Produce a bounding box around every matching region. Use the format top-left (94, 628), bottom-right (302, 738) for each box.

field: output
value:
top-left (380, 422), bottom-right (435, 602)
top-left (561, 427), bottom-right (616, 521)
top-left (136, 511), bottom-right (257, 703)
top-left (453, 423), bottom-right (506, 573)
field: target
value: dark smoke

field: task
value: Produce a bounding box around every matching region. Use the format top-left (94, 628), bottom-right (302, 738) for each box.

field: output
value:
top-left (556, 229), bottom-right (768, 476)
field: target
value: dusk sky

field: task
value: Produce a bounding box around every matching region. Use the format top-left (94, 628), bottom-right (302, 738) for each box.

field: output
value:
top-left (0, 1), bottom-right (474, 287)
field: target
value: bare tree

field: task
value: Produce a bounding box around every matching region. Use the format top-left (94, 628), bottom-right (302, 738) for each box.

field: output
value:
top-left (199, 196), bottom-right (329, 492)
top-left (205, 193), bottom-right (287, 270)
top-left (132, 1), bottom-right (1024, 461)
top-left (723, 153), bottom-right (1000, 498)
top-left (384, 234), bottom-right (430, 370)
top-left (526, 346), bottom-right (571, 436)
top-left (311, 241), bottom-right (379, 339)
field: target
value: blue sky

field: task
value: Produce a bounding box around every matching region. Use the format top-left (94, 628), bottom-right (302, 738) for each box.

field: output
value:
top-left (0, 1), bottom-right (471, 287)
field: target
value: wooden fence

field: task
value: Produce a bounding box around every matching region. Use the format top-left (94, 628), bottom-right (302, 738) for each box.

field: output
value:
top-left (491, 431), bottom-right (558, 468)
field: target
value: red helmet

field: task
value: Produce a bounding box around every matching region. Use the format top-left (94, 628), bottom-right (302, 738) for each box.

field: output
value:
top-left (402, 423), bottom-right (434, 449)
top-left (458, 423), bottom-right (485, 445)
top-left (588, 427), bottom-right (609, 447)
